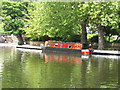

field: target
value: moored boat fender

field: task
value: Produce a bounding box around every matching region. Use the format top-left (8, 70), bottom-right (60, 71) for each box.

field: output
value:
top-left (81, 49), bottom-right (92, 54)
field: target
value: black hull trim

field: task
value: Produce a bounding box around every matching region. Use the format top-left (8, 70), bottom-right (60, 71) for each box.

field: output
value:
top-left (42, 47), bottom-right (92, 55)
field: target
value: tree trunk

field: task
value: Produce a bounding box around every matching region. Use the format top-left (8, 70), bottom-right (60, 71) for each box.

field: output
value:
top-left (97, 25), bottom-right (105, 50)
top-left (81, 24), bottom-right (87, 44)
top-left (16, 34), bottom-right (24, 45)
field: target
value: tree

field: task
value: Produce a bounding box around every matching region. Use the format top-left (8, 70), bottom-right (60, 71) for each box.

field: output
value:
top-left (103, 26), bottom-right (119, 42)
top-left (88, 2), bottom-right (119, 49)
top-left (45, 2), bottom-right (80, 42)
top-left (22, 2), bottom-right (119, 49)
top-left (0, 2), bottom-right (3, 33)
top-left (2, 2), bottom-right (28, 44)
top-left (22, 2), bottom-right (51, 41)
top-left (73, 2), bottom-right (90, 43)
top-left (23, 2), bottom-right (81, 42)
top-left (23, 2), bottom-right (91, 42)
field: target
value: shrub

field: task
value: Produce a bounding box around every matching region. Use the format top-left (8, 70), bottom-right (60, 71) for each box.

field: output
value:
top-left (18, 42), bottom-right (23, 45)
top-left (89, 35), bottom-right (98, 43)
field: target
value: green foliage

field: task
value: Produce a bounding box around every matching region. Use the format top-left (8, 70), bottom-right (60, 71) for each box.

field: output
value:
top-left (0, 16), bottom-right (4, 33)
top-left (89, 35), bottom-right (98, 43)
top-left (18, 42), bottom-right (23, 45)
top-left (2, 2), bottom-right (28, 35)
top-left (87, 34), bottom-right (97, 40)
top-left (103, 26), bottom-right (119, 42)
top-left (0, 2), bottom-right (3, 33)
top-left (88, 2), bottom-right (119, 28)
top-left (1, 2), bottom-right (120, 46)
top-left (87, 2), bottom-right (119, 49)
top-left (23, 2), bottom-right (119, 43)
top-left (112, 39), bottom-right (120, 43)
top-left (108, 37), bottom-right (116, 42)
top-left (22, 2), bottom-right (84, 41)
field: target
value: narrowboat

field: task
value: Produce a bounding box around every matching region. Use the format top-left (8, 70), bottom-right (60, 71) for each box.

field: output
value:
top-left (42, 40), bottom-right (94, 54)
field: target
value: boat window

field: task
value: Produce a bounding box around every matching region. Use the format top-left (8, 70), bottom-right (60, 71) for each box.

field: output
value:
top-left (55, 44), bottom-right (58, 46)
top-left (68, 45), bottom-right (72, 48)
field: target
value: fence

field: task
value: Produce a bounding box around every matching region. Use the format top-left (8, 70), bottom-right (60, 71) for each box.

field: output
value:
top-left (92, 43), bottom-right (120, 50)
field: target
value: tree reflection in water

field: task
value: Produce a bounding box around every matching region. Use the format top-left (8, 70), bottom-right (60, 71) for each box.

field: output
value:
top-left (0, 47), bottom-right (119, 88)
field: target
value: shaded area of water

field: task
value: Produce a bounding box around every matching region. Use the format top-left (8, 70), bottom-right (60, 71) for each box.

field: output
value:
top-left (0, 46), bottom-right (119, 88)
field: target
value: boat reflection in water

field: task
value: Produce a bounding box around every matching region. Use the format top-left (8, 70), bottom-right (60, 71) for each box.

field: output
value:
top-left (16, 48), bottom-right (92, 64)
top-left (44, 52), bottom-right (92, 64)
top-left (3, 47), bottom-right (118, 88)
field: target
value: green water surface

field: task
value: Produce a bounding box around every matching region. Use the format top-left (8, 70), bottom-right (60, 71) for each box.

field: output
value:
top-left (0, 46), bottom-right (119, 88)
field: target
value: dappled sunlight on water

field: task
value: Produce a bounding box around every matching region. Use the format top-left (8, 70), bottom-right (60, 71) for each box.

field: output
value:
top-left (0, 46), bottom-right (119, 88)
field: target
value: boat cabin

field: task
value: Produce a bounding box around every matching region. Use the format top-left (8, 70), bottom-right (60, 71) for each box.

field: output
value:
top-left (45, 41), bottom-right (90, 50)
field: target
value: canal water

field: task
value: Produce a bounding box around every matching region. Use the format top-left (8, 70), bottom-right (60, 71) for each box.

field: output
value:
top-left (0, 46), bottom-right (119, 88)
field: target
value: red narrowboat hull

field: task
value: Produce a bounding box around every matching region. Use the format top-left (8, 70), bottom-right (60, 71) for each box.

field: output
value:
top-left (42, 41), bottom-right (93, 54)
